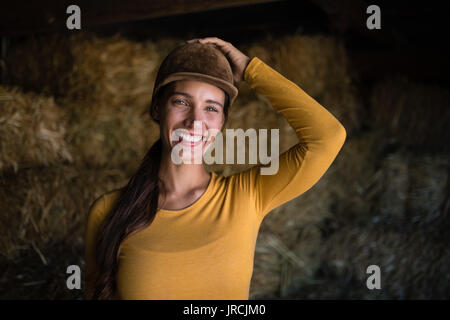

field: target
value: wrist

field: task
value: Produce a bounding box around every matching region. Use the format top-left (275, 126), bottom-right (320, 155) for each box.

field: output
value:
top-left (243, 57), bottom-right (251, 73)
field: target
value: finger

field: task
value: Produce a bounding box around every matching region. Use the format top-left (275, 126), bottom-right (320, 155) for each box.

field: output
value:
top-left (199, 37), bottom-right (229, 47)
top-left (199, 38), bottom-right (234, 55)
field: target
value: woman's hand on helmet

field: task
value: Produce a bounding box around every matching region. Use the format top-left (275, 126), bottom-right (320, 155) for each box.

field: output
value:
top-left (186, 37), bottom-right (251, 83)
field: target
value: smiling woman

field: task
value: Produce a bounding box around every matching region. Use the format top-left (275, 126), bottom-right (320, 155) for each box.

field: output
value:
top-left (84, 38), bottom-right (346, 300)
top-left (159, 80), bottom-right (227, 164)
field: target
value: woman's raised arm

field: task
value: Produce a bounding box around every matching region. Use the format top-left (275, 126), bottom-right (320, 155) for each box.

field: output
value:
top-left (240, 56), bottom-right (347, 221)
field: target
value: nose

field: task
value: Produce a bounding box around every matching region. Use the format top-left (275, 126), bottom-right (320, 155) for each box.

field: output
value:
top-left (183, 105), bottom-right (205, 131)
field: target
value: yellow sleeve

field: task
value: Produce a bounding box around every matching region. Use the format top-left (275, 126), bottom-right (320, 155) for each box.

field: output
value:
top-left (84, 194), bottom-right (106, 300)
top-left (241, 57), bottom-right (347, 221)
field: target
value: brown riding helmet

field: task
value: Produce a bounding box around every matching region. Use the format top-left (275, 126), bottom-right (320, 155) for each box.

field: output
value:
top-left (149, 42), bottom-right (238, 123)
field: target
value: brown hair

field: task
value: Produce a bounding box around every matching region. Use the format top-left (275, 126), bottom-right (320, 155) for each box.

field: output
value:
top-left (91, 82), bottom-right (230, 299)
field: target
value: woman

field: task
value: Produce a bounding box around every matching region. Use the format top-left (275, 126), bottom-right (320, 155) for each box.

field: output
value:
top-left (85, 37), bottom-right (347, 300)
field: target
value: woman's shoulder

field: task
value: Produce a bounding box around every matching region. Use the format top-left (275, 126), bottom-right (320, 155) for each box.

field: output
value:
top-left (87, 189), bottom-right (122, 223)
top-left (102, 189), bottom-right (122, 213)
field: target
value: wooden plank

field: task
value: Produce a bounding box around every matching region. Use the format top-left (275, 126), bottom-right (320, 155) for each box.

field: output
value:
top-left (0, 0), bottom-right (285, 37)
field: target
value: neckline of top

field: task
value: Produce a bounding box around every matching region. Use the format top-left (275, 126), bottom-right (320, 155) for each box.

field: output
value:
top-left (157, 171), bottom-right (216, 216)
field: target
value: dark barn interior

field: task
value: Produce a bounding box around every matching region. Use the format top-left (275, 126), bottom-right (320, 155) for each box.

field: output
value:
top-left (0, 0), bottom-right (448, 299)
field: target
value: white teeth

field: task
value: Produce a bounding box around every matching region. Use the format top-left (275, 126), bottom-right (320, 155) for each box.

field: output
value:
top-left (176, 131), bottom-right (203, 142)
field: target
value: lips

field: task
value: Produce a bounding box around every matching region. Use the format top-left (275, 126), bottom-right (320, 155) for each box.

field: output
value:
top-left (173, 129), bottom-right (210, 144)
top-left (176, 131), bottom-right (203, 143)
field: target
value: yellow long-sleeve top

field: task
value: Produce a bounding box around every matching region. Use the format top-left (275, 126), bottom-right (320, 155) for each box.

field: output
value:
top-left (84, 57), bottom-right (346, 300)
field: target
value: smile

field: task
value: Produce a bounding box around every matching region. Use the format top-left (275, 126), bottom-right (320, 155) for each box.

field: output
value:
top-left (175, 131), bottom-right (205, 143)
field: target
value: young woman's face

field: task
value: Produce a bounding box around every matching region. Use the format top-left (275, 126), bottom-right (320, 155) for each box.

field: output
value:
top-left (157, 80), bottom-right (226, 163)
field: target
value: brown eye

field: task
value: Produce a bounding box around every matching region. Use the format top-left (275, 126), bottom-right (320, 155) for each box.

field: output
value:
top-left (207, 106), bottom-right (218, 112)
top-left (174, 99), bottom-right (186, 105)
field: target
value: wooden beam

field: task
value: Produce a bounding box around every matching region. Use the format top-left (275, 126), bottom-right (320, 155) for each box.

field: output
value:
top-left (0, 0), bottom-right (286, 37)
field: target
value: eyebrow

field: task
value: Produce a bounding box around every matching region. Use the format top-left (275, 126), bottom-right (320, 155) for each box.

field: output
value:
top-left (172, 91), bottom-right (224, 108)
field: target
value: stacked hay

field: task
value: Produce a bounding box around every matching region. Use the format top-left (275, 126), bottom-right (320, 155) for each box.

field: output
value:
top-left (275, 76), bottom-right (450, 299)
top-left (248, 130), bottom-right (383, 298)
top-left (0, 165), bottom-right (121, 300)
top-left (324, 130), bottom-right (384, 225)
top-left (61, 32), bottom-right (160, 173)
top-left (0, 86), bottom-right (72, 172)
top-left (4, 34), bottom-right (74, 99)
top-left (242, 33), bottom-right (362, 136)
top-left (316, 202), bottom-right (448, 299)
top-left (0, 238), bottom-right (86, 299)
top-left (306, 140), bottom-right (449, 299)
top-left (2, 30), bottom-right (446, 299)
top-left (370, 77), bottom-right (450, 154)
top-left (249, 97), bottom-right (448, 299)
top-left (0, 165), bottom-right (128, 259)
top-left (5, 33), bottom-right (184, 175)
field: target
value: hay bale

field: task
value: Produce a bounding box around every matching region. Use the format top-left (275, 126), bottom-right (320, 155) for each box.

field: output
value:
top-left (4, 34), bottom-right (74, 99)
top-left (370, 77), bottom-right (450, 153)
top-left (407, 154), bottom-right (449, 232)
top-left (324, 131), bottom-right (384, 225)
top-left (377, 151), bottom-right (410, 223)
top-left (259, 136), bottom-right (449, 299)
top-left (5, 33), bottom-right (184, 172)
top-left (250, 225), bottom-right (323, 299)
top-left (247, 130), bottom-right (380, 298)
top-left (0, 86), bottom-right (72, 172)
top-left (62, 33), bottom-right (161, 108)
top-left (64, 98), bottom-right (159, 175)
top-left (5, 32), bottom-right (179, 106)
top-left (318, 222), bottom-right (448, 299)
top-left (241, 33), bottom-right (362, 135)
top-left (0, 239), bottom-right (85, 299)
top-left (251, 129), bottom-right (383, 297)
top-left (313, 149), bottom-right (449, 299)
top-left (60, 33), bottom-right (167, 172)
top-left (375, 150), bottom-right (449, 233)
top-left (249, 179), bottom-right (331, 298)
top-left (248, 133), bottom-right (376, 298)
top-left (0, 165), bottom-right (128, 259)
